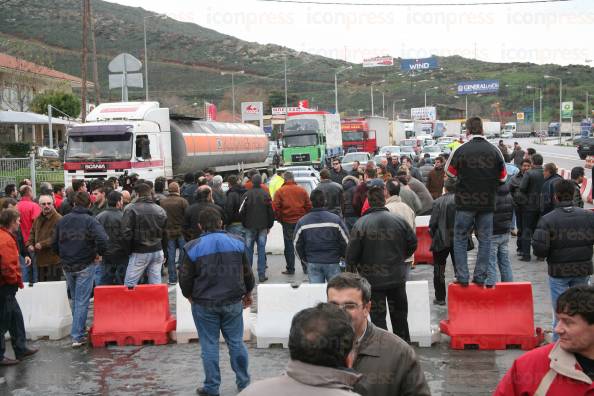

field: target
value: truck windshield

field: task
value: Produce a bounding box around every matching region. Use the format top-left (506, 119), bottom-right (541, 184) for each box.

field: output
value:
top-left (504, 124), bottom-right (514, 131)
top-left (285, 118), bottom-right (320, 134)
top-left (66, 132), bottom-right (133, 161)
top-left (342, 131), bottom-right (364, 142)
top-left (283, 134), bottom-right (318, 147)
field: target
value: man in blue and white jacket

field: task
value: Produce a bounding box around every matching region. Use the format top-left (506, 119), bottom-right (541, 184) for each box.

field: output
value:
top-left (294, 189), bottom-right (349, 284)
top-left (179, 207), bottom-right (255, 396)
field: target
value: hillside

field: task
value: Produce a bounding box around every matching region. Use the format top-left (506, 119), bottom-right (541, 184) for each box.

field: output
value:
top-left (0, 0), bottom-right (592, 121)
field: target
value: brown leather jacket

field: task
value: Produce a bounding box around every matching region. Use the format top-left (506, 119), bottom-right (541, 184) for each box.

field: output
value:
top-left (26, 209), bottom-right (61, 267)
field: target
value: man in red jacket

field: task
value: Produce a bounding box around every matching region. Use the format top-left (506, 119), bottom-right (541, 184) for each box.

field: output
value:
top-left (272, 171), bottom-right (312, 275)
top-left (495, 285), bottom-right (594, 395)
top-left (0, 208), bottom-right (38, 366)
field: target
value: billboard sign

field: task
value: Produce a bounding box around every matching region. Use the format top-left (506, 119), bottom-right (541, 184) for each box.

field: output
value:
top-left (400, 57), bottom-right (439, 72)
top-left (271, 107), bottom-right (313, 115)
top-left (561, 101), bottom-right (574, 119)
top-left (241, 101), bottom-right (264, 124)
top-left (363, 56), bottom-right (394, 68)
top-left (411, 106), bottom-right (437, 120)
top-left (516, 112), bottom-right (525, 121)
top-left (456, 80), bottom-right (500, 95)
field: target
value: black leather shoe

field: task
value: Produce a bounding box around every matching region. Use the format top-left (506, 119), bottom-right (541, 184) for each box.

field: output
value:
top-left (0, 357), bottom-right (19, 366)
top-left (281, 270), bottom-right (294, 275)
top-left (196, 388), bottom-right (219, 396)
top-left (519, 256), bottom-right (531, 262)
top-left (433, 299), bottom-right (446, 306)
top-left (15, 347), bottom-right (38, 360)
top-left (453, 280), bottom-right (469, 287)
top-left (258, 276), bottom-right (268, 283)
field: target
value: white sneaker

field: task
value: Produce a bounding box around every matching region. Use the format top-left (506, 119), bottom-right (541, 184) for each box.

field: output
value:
top-left (72, 339), bottom-right (86, 348)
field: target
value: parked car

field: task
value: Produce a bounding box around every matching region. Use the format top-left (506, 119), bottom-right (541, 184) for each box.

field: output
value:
top-left (399, 146), bottom-right (417, 161)
top-left (341, 152), bottom-right (371, 171)
top-left (276, 166), bottom-right (320, 179)
top-left (37, 146), bottom-right (59, 158)
top-left (577, 137), bottom-right (594, 159)
top-left (421, 145), bottom-right (443, 160)
top-left (295, 176), bottom-right (319, 194)
top-left (378, 145), bottom-right (401, 156)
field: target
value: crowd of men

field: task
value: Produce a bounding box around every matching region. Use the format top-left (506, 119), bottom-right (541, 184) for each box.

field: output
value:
top-left (1, 116), bottom-right (594, 395)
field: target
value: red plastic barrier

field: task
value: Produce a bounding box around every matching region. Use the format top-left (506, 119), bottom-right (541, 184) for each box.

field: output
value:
top-left (414, 225), bottom-right (433, 264)
top-left (439, 283), bottom-right (543, 350)
top-left (90, 285), bottom-right (176, 347)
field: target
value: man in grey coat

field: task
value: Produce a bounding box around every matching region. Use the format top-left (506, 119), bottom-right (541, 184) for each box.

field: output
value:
top-left (239, 303), bottom-right (362, 396)
top-left (327, 273), bottom-right (430, 396)
top-left (315, 168), bottom-right (344, 217)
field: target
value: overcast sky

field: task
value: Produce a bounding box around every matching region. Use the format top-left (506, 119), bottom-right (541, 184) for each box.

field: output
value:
top-left (108, 0), bottom-right (593, 66)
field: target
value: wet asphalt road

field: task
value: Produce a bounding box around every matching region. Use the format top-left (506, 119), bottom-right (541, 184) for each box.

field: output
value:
top-left (1, 238), bottom-right (552, 396)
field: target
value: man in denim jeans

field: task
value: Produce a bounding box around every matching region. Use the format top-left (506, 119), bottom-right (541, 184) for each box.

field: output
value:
top-left (241, 174), bottom-right (275, 283)
top-left (445, 117), bottom-right (507, 286)
top-left (486, 183), bottom-right (514, 286)
top-left (179, 207), bottom-right (255, 396)
top-left (53, 192), bottom-right (107, 347)
top-left (122, 183), bottom-right (167, 287)
top-left (159, 182), bottom-right (188, 285)
top-left (294, 190), bottom-right (348, 283)
top-left (532, 180), bottom-right (594, 341)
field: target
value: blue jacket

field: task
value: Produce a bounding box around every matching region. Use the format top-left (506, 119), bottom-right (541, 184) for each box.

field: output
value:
top-left (52, 206), bottom-right (108, 272)
top-left (179, 230), bottom-right (255, 306)
top-left (294, 208), bottom-right (349, 265)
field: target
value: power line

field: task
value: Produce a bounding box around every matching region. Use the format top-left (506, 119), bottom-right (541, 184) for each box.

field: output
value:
top-left (255, 0), bottom-right (570, 6)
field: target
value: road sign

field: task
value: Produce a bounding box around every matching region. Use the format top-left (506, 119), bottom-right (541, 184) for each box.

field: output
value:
top-left (241, 102), bottom-right (264, 125)
top-left (517, 112), bottom-right (525, 121)
top-left (108, 73), bottom-right (143, 89)
top-left (108, 53), bottom-right (142, 73)
top-left (562, 101), bottom-right (574, 119)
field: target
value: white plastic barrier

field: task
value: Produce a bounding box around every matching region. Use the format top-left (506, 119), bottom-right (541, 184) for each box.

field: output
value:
top-left (265, 222), bottom-right (284, 255)
top-left (15, 281), bottom-right (72, 340)
top-left (172, 285), bottom-right (251, 344)
top-left (254, 283), bottom-right (327, 348)
top-left (385, 280), bottom-right (435, 347)
top-left (582, 178), bottom-right (592, 203)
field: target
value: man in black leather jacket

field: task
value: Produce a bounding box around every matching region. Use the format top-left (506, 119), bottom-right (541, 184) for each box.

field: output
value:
top-left (519, 153), bottom-right (545, 261)
top-left (346, 185), bottom-right (417, 342)
top-left (96, 191), bottom-right (129, 285)
top-left (122, 183), bottom-right (167, 287)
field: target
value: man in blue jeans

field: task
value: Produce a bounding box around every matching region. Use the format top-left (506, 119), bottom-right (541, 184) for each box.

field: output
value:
top-left (53, 192), bottom-right (108, 347)
top-left (122, 183), bottom-right (167, 287)
top-left (532, 179), bottom-right (594, 340)
top-left (179, 207), bottom-right (255, 396)
top-left (445, 117), bottom-right (507, 286)
top-left (241, 174), bottom-right (275, 282)
top-left (294, 189), bottom-right (348, 283)
top-left (486, 183), bottom-right (514, 286)
top-left (159, 182), bottom-right (188, 285)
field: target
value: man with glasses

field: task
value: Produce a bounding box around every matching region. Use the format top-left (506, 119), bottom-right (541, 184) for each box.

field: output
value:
top-left (327, 273), bottom-right (430, 396)
top-left (329, 158), bottom-right (348, 184)
top-left (25, 195), bottom-right (62, 282)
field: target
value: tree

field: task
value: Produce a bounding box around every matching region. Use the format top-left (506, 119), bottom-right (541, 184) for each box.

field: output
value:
top-left (30, 91), bottom-right (81, 118)
top-left (267, 90), bottom-right (299, 112)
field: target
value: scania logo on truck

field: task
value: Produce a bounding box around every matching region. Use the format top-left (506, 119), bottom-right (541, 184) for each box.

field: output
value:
top-left (83, 163), bottom-right (107, 171)
top-left (292, 153), bottom-right (310, 162)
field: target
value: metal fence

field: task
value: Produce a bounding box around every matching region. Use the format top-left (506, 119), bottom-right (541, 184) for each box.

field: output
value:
top-left (0, 155), bottom-right (64, 196)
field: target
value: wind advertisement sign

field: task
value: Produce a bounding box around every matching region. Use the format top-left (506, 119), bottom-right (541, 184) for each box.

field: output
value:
top-left (400, 57), bottom-right (439, 72)
top-left (456, 80), bottom-right (500, 95)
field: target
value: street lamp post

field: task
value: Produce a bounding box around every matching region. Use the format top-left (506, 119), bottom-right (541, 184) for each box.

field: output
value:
top-left (392, 98), bottom-right (406, 121)
top-left (334, 66), bottom-right (352, 115)
top-left (370, 80), bottom-right (385, 116)
top-left (424, 86), bottom-right (439, 107)
top-left (544, 75), bottom-right (563, 140)
top-left (221, 70), bottom-right (245, 121)
top-left (143, 14), bottom-right (167, 101)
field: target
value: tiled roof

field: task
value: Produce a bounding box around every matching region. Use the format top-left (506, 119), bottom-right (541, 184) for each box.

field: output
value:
top-left (0, 53), bottom-right (84, 84)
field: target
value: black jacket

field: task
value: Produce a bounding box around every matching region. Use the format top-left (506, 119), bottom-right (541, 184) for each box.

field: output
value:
top-left (532, 202), bottom-right (594, 278)
top-left (212, 189), bottom-right (226, 211)
top-left (346, 207), bottom-right (417, 289)
top-left (446, 136), bottom-right (507, 212)
top-left (429, 192), bottom-right (456, 252)
top-left (241, 187), bottom-right (275, 230)
top-left (573, 180), bottom-right (585, 208)
top-left (540, 173), bottom-right (563, 216)
top-left (330, 168), bottom-right (348, 184)
top-left (493, 183), bottom-right (514, 235)
top-left (519, 166), bottom-right (544, 212)
top-left (52, 206), bottom-right (108, 272)
top-left (509, 171), bottom-right (527, 208)
top-left (342, 176), bottom-right (359, 218)
top-left (386, 158), bottom-right (399, 177)
top-left (183, 201), bottom-right (225, 241)
top-left (122, 196), bottom-right (167, 253)
top-left (181, 182), bottom-right (198, 205)
top-left (314, 179), bottom-right (344, 216)
top-left (96, 207), bottom-right (129, 264)
top-left (224, 184), bottom-right (247, 225)
top-left (179, 230), bottom-right (255, 306)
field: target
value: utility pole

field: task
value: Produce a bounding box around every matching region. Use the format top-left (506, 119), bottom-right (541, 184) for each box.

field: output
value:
top-left (382, 91), bottom-right (385, 117)
top-left (81, 0), bottom-right (88, 122)
top-left (370, 85), bottom-right (374, 117)
top-left (284, 56), bottom-right (288, 109)
top-left (88, 0), bottom-right (100, 104)
top-left (587, 91), bottom-right (590, 119)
